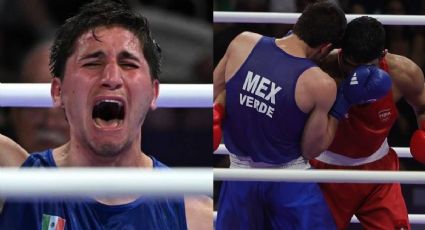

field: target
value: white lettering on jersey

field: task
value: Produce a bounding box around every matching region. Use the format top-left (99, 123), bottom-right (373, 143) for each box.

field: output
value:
top-left (240, 71), bottom-right (282, 118)
top-left (239, 94), bottom-right (275, 118)
top-left (242, 71), bottom-right (260, 93)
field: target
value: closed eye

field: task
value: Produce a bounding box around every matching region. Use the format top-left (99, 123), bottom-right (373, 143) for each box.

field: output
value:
top-left (82, 62), bottom-right (101, 67)
top-left (120, 63), bottom-right (139, 69)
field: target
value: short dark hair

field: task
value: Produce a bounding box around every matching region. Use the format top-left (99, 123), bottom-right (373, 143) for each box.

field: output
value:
top-left (293, 1), bottom-right (346, 48)
top-left (49, 0), bottom-right (161, 80)
top-left (342, 16), bottom-right (386, 63)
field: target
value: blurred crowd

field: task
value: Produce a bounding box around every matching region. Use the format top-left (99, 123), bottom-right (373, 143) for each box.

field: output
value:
top-left (214, 0), bottom-right (425, 227)
top-left (0, 0), bottom-right (213, 167)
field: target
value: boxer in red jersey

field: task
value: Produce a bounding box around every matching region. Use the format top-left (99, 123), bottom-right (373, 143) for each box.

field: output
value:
top-left (310, 16), bottom-right (425, 230)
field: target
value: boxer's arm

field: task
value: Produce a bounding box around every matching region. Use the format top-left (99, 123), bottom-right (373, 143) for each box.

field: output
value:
top-left (214, 90), bottom-right (225, 106)
top-left (213, 50), bottom-right (227, 100)
top-left (396, 57), bottom-right (425, 126)
top-left (184, 195), bottom-right (213, 230)
top-left (301, 70), bottom-right (338, 159)
top-left (0, 134), bottom-right (29, 167)
top-left (392, 56), bottom-right (425, 162)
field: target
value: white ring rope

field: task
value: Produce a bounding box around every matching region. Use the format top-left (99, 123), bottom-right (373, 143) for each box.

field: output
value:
top-left (212, 211), bottom-right (425, 224)
top-left (0, 168), bottom-right (213, 197)
top-left (214, 12), bottom-right (425, 25)
top-left (214, 168), bottom-right (425, 184)
top-left (349, 214), bottom-right (425, 224)
top-left (0, 83), bottom-right (212, 108)
top-left (215, 144), bottom-right (413, 158)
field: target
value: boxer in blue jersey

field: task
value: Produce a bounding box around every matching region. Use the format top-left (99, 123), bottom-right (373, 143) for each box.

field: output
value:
top-left (0, 150), bottom-right (187, 230)
top-left (0, 0), bottom-right (212, 229)
top-left (213, 2), bottom-right (391, 229)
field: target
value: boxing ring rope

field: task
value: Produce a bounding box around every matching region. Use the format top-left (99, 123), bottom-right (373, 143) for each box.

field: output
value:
top-left (214, 168), bottom-right (425, 184)
top-left (0, 83), bottom-right (213, 197)
top-left (0, 83), bottom-right (212, 108)
top-left (0, 168), bottom-right (213, 197)
top-left (214, 12), bottom-right (425, 25)
top-left (0, 83), bottom-right (413, 156)
top-left (350, 215), bottom-right (425, 224)
top-left (212, 211), bottom-right (425, 224)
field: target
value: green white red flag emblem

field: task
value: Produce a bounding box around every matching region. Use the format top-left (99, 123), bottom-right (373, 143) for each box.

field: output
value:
top-left (41, 214), bottom-right (66, 230)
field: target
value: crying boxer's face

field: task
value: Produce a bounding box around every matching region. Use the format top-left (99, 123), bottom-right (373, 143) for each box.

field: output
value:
top-left (53, 26), bottom-right (159, 157)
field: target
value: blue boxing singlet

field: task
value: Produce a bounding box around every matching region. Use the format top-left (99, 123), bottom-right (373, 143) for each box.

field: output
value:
top-left (0, 149), bottom-right (187, 230)
top-left (223, 36), bottom-right (316, 164)
top-left (217, 35), bottom-right (337, 230)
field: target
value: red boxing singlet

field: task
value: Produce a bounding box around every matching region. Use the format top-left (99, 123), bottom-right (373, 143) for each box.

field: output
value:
top-left (328, 58), bottom-right (398, 158)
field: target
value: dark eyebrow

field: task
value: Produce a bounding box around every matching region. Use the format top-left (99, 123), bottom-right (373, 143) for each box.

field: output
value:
top-left (78, 51), bottom-right (105, 61)
top-left (118, 51), bottom-right (140, 62)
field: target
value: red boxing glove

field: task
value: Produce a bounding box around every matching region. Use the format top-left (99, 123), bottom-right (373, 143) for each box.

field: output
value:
top-left (213, 103), bottom-right (225, 151)
top-left (410, 121), bottom-right (425, 164)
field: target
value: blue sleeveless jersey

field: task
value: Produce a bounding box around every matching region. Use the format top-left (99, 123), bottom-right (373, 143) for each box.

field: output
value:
top-left (224, 36), bottom-right (316, 164)
top-left (0, 149), bottom-right (187, 230)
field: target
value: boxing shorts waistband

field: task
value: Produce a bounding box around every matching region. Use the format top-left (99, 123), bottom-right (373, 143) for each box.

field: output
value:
top-left (229, 153), bottom-right (310, 169)
top-left (315, 138), bottom-right (390, 166)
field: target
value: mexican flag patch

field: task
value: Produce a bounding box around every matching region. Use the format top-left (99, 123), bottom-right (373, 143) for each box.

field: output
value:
top-left (41, 214), bottom-right (66, 230)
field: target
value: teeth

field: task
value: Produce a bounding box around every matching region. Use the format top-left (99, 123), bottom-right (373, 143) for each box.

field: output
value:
top-left (92, 98), bottom-right (125, 122)
top-left (95, 99), bottom-right (123, 106)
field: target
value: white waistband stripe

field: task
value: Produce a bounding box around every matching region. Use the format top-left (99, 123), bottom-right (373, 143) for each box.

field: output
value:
top-left (229, 154), bottom-right (310, 169)
top-left (315, 139), bottom-right (390, 166)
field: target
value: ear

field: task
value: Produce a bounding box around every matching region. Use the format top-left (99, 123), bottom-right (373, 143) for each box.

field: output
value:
top-left (320, 43), bottom-right (333, 55)
top-left (150, 79), bottom-right (160, 110)
top-left (51, 77), bottom-right (64, 108)
top-left (311, 43), bottom-right (333, 62)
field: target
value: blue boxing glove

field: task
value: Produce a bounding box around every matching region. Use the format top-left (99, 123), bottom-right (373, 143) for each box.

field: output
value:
top-left (330, 65), bottom-right (392, 120)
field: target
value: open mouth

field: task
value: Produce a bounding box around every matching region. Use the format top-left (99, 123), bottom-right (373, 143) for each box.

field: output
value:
top-left (92, 100), bottom-right (125, 129)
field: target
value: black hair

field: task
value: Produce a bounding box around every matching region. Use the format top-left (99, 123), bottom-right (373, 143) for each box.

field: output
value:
top-left (293, 1), bottom-right (346, 48)
top-left (342, 16), bottom-right (386, 63)
top-left (49, 0), bottom-right (161, 80)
